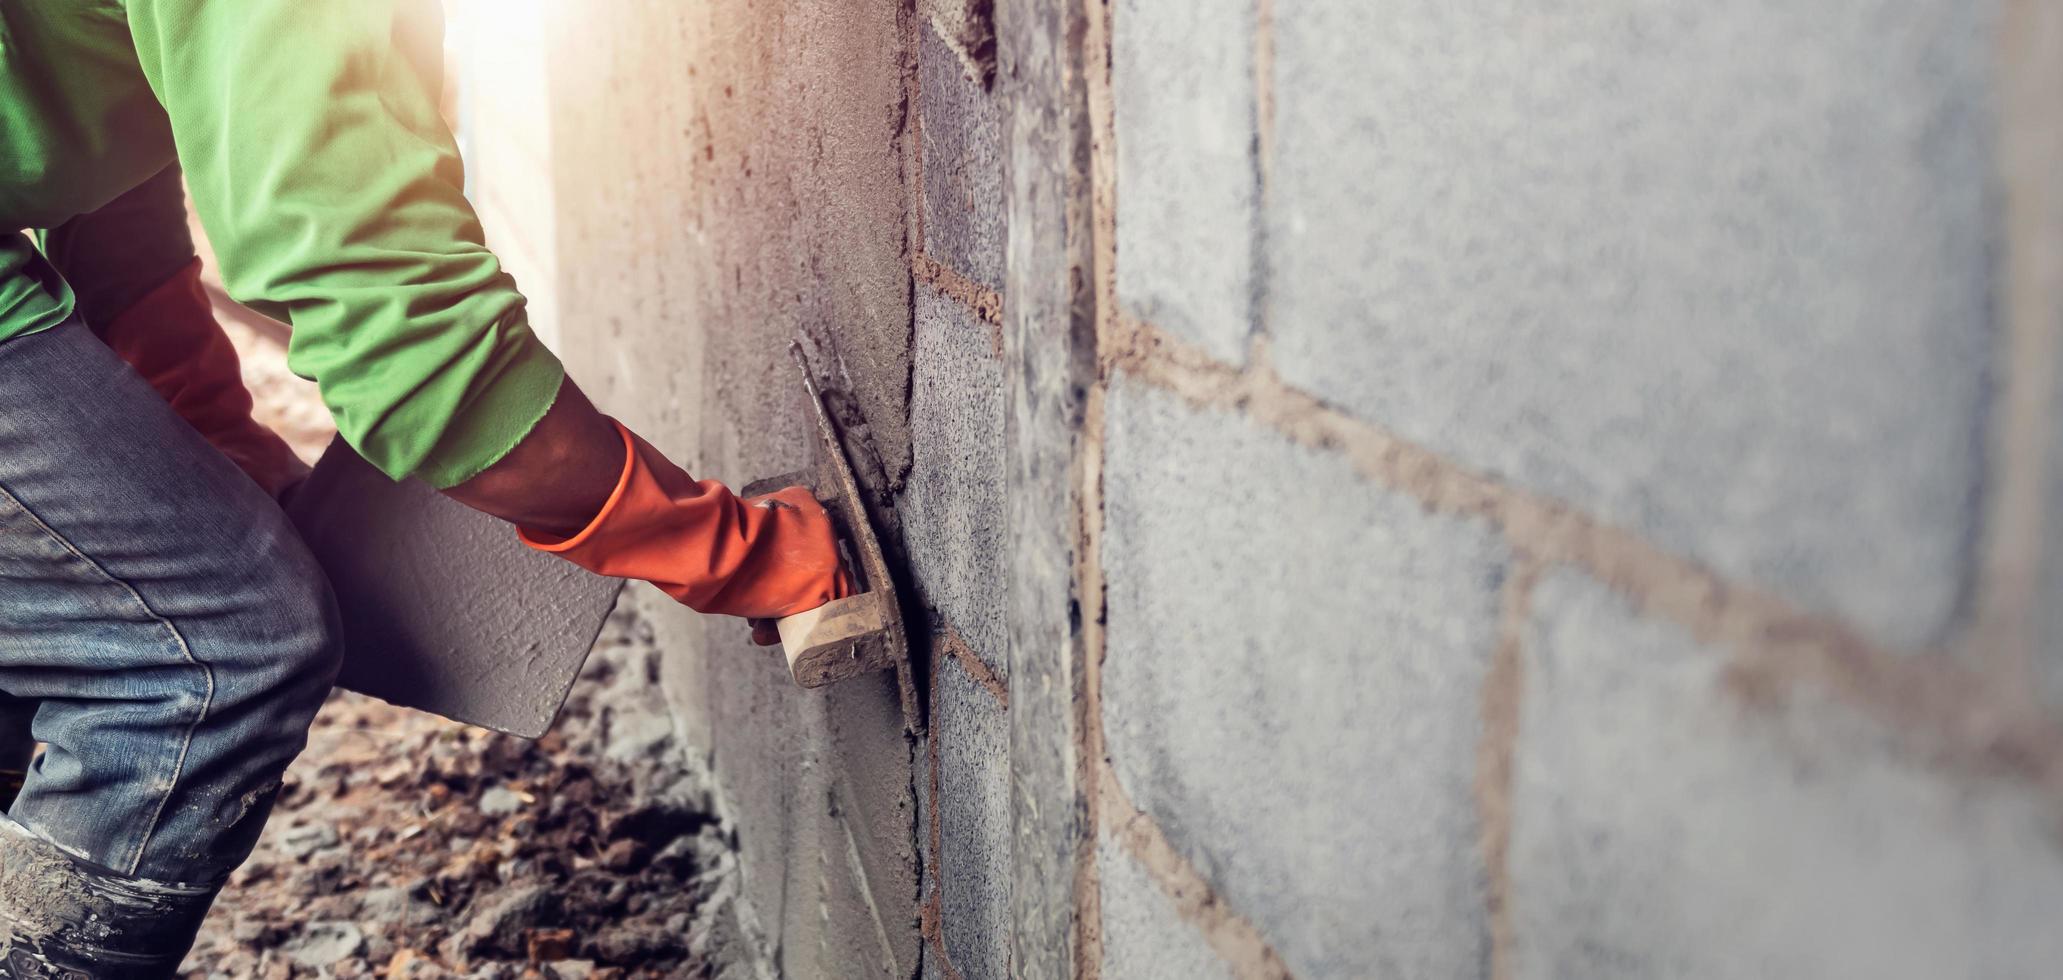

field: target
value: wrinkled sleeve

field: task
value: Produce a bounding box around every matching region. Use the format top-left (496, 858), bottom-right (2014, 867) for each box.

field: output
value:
top-left (41, 164), bottom-right (197, 331)
top-left (121, 0), bottom-right (564, 487)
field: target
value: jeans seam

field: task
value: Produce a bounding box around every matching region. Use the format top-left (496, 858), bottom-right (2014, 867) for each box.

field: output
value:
top-left (0, 480), bottom-right (217, 877)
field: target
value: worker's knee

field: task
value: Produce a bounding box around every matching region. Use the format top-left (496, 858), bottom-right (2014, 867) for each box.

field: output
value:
top-left (268, 551), bottom-right (345, 693)
top-left (208, 527), bottom-right (344, 722)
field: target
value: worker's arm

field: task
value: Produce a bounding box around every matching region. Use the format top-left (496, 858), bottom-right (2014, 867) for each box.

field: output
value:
top-left (453, 380), bottom-right (851, 620)
top-left (123, 0), bottom-right (555, 490)
top-left (121, 0), bottom-right (844, 619)
top-left (41, 164), bottom-right (310, 498)
top-left (40, 165), bottom-right (196, 330)
top-left (442, 378), bottom-right (620, 536)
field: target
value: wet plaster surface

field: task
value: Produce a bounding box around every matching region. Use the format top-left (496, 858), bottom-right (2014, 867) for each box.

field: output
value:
top-left (545, 3), bottom-right (921, 977)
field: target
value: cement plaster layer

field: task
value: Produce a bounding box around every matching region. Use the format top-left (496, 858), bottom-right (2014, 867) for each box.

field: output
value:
top-left (1513, 568), bottom-right (2063, 978)
top-left (2044, 338), bottom-right (2063, 708)
top-left (1268, 0), bottom-right (2002, 649)
top-left (541, 0), bottom-right (719, 757)
top-left (1102, 377), bottom-right (1506, 978)
top-left (542, 2), bottom-right (920, 976)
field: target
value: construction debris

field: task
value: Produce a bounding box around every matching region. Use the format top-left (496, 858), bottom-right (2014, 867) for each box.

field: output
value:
top-left (180, 610), bottom-right (754, 979)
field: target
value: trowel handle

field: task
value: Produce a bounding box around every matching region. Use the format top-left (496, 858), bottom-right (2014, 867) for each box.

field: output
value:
top-left (777, 591), bottom-right (902, 688)
top-left (738, 470), bottom-right (893, 684)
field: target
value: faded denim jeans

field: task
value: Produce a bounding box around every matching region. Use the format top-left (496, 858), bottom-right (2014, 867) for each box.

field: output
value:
top-left (0, 319), bottom-right (341, 886)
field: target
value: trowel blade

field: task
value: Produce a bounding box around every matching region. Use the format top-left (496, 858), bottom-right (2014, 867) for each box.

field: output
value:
top-left (778, 340), bottom-right (923, 733)
top-left (285, 436), bottom-right (625, 738)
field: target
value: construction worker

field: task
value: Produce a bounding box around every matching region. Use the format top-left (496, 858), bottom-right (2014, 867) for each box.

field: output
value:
top-left (0, 163), bottom-right (321, 813)
top-left (0, 163), bottom-right (306, 810)
top-left (0, 1), bottom-right (847, 974)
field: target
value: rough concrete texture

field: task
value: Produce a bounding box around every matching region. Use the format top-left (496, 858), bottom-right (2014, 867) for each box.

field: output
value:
top-left (1096, 833), bottom-right (1237, 980)
top-left (918, 0), bottom-right (996, 86)
top-left (898, 289), bottom-right (1008, 675)
top-left (540, 3), bottom-right (919, 976)
top-left (920, 18), bottom-right (1006, 291)
top-left (550, 3), bottom-right (915, 490)
top-left (1102, 378), bottom-right (1507, 978)
top-left (529, 0), bottom-right (722, 757)
top-left (2044, 364), bottom-right (2063, 709)
top-left (934, 649), bottom-right (1011, 980)
top-left (1113, 0), bottom-right (1256, 364)
top-left (1268, 0), bottom-right (2001, 649)
top-left (1513, 568), bottom-right (2063, 978)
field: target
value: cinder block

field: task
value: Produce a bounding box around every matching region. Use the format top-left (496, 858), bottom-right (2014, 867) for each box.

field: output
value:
top-left (921, 19), bottom-right (1006, 291)
top-left (1113, 0), bottom-right (1257, 364)
top-left (936, 650), bottom-right (1010, 980)
top-left (1512, 568), bottom-right (2063, 979)
top-left (898, 289), bottom-right (1008, 675)
top-left (1096, 833), bottom-right (1237, 980)
top-left (1102, 378), bottom-right (1507, 978)
top-left (1267, 1), bottom-right (2001, 648)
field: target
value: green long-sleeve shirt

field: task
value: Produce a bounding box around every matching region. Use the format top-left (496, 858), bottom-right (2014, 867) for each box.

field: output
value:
top-left (0, 0), bottom-right (564, 487)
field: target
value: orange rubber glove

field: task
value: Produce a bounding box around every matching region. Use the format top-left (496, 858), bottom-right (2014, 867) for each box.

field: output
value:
top-left (100, 259), bottom-right (310, 498)
top-left (518, 420), bottom-right (852, 622)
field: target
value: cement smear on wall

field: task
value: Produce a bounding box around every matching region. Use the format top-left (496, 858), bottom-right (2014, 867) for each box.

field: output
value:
top-left (541, 2), bottom-right (921, 976)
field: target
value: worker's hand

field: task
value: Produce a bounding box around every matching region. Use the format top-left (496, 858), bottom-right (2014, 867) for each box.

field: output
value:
top-left (737, 487), bottom-right (857, 645)
top-left (514, 420), bottom-right (854, 621)
top-left (99, 259), bottom-right (310, 499)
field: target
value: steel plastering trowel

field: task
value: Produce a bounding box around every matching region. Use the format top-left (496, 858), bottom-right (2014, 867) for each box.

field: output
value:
top-left (284, 340), bottom-right (918, 738)
top-left (285, 436), bottom-right (625, 738)
top-left (743, 341), bottom-right (922, 734)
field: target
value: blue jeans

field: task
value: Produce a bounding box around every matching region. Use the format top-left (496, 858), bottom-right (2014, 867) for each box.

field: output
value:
top-left (0, 319), bottom-right (341, 885)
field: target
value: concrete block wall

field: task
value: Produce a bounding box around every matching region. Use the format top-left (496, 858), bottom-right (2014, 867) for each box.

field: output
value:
top-left (1268, 1), bottom-right (1999, 652)
top-left (1078, 1), bottom-right (2063, 978)
top-left (1101, 383), bottom-right (1507, 977)
top-left (1511, 570), bottom-right (2063, 979)
top-left (447, 0), bottom-right (2063, 976)
top-left (905, 10), bottom-right (1014, 978)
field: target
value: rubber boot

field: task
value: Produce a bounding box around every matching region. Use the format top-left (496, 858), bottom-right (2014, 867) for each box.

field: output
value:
top-left (0, 819), bottom-right (216, 980)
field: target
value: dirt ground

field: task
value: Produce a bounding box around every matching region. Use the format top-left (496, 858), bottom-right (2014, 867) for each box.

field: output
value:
top-left (181, 612), bottom-right (747, 980)
top-left (172, 316), bottom-right (752, 979)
